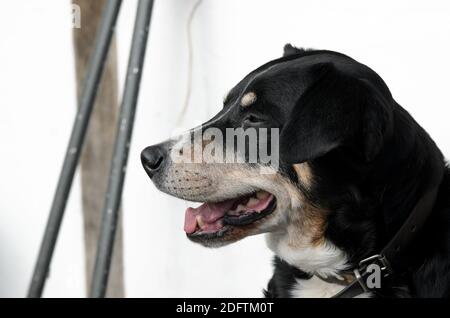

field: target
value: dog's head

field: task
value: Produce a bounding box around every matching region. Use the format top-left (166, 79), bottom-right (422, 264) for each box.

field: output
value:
top-left (141, 45), bottom-right (395, 251)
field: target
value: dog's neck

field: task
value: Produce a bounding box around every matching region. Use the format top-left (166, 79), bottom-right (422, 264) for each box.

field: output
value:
top-left (265, 200), bottom-right (349, 279)
top-left (368, 105), bottom-right (444, 243)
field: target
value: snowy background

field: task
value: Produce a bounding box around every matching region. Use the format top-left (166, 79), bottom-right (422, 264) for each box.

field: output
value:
top-left (1, 0), bottom-right (450, 297)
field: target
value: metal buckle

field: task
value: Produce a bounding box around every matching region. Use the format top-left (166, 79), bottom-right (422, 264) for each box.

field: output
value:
top-left (353, 254), bottom-right (392, 292)
top-left (359, 254), bottom-right (392, 277)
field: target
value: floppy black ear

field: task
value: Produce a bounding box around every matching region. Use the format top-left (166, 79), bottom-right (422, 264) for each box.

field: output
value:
top-left (280, 63), bottom-right (393, 164)
top-left (283, 44), bottom-right (307, 57)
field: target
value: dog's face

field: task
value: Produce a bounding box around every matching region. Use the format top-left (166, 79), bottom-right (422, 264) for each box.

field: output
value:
top-left (141, 45), bottom-right (394, 250)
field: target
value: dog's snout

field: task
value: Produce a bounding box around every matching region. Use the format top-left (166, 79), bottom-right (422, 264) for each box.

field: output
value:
top-left (141, 145), bottom-right (166, 177)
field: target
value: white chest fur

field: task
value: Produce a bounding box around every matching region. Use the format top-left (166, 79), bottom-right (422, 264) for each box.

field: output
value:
top-left (266, 233), bottom-right (375, 297)
top-left (290, 276), bottom-right (346, 298)
top-left (266, 232), bottom-right (349, 279)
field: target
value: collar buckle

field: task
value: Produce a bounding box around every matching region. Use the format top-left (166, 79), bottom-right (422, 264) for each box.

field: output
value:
top-left (359, 254), bottom-right (392, 276)
top-left (353, 254), bottom-right (392, 293)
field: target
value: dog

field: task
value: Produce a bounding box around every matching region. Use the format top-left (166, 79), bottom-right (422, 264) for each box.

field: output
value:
top-left (141, 44), bottom-right (450, 298)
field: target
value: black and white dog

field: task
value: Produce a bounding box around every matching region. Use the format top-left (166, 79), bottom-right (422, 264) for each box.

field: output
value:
top-left (141, 45), bottom-right (450, 298)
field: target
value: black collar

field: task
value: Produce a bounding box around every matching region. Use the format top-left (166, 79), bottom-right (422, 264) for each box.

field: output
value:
top-left (326, 165), bottom-right (445, 298)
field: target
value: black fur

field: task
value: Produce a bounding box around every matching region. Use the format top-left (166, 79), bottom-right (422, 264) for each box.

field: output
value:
top-left (264, 257), bottom-right (311, 298)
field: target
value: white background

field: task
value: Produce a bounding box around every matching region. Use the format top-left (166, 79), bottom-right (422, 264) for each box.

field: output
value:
top-left (0, 0), bottom-right (449, 297)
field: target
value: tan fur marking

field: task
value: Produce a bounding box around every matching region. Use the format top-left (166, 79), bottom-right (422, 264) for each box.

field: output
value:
top-left (240, 92), bottom-right (257, 107)
top-left (293, 163), bottom-right (313, 189)
top-left (287, 199), bottom-right (328, 248)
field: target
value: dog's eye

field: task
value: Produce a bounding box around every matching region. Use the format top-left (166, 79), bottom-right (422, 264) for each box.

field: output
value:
top-left (243, 114), bottom-right (264, 124)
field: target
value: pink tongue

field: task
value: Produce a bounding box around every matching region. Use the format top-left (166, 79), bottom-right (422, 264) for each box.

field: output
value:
top-left (184, 199), bottom-right (236, 234)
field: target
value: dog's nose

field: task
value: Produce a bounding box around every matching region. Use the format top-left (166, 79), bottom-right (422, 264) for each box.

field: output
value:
top-left (141, 145), bottom-right (165, 178)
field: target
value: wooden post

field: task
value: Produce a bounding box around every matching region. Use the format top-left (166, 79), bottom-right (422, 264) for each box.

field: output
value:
top-left (72, 0), bottom-right (125, 297)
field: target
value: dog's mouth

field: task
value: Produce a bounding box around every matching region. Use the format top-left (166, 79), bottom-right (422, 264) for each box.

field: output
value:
top-left (184, 190), bottom-right (277, 239)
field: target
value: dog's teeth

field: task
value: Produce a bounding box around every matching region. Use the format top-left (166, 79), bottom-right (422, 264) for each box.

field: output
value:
top-left (236, 204), bottom-right (246, 212)
top-left (247, 197), bottom-right (259, 207)
top-left (256, 191), bottom-right (269, 199)
top-left (196, 215), bottom-right (204, 228)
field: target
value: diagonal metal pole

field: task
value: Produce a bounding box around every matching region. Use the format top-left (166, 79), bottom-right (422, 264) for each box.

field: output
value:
top-left (90, 0), bottom-right (154, 298)
top-left (28, 0), bottom-right (123, 298)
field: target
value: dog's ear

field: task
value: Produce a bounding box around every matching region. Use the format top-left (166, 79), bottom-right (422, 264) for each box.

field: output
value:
top-left (280, 63), bottom-right (393, 164)
top-left (283, 44), bottom-right (307, 57)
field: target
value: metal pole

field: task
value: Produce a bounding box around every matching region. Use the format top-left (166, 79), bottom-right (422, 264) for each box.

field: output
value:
top-left (90, 0), bottom-right (154, 298)
top-left (28, 0), bottom-right (123, 298)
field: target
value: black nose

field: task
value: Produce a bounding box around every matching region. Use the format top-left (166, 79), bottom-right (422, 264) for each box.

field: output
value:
top-left (141, 145), bottom-right (165, 178)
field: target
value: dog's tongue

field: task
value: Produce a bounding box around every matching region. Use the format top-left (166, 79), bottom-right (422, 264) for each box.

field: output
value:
top-left (184, 199), bottom-right (236, 234)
